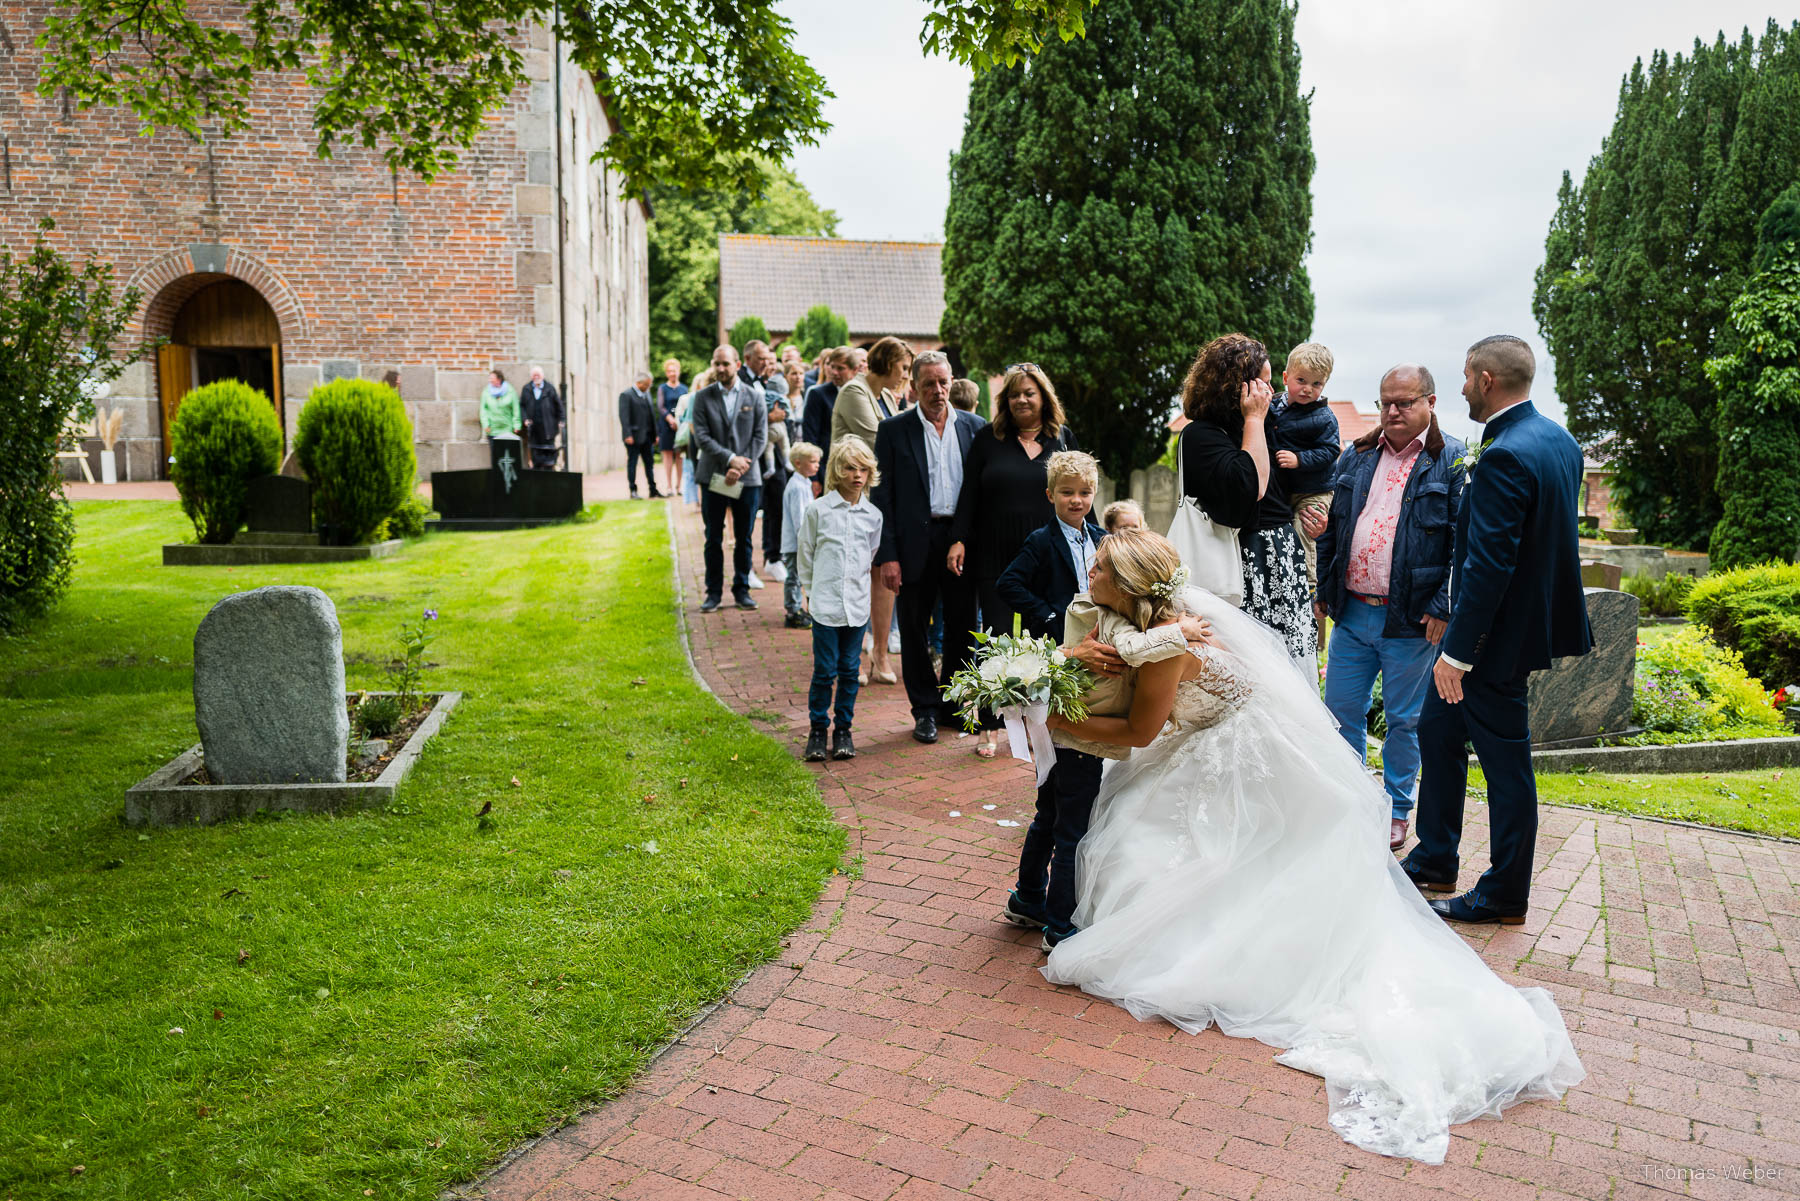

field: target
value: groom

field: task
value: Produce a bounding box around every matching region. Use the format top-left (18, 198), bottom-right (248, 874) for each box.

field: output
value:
top-left (1401, 336), bottom-right (1590, 925)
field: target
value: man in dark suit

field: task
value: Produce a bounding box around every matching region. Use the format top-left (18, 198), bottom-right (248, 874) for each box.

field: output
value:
top-left (1401, 335), bottom-right (1592, 925)
top-left (803, 347), bottom-right (853, 486)
top-left (617, 371), bottom-right (660, 498)
top-left (873, 350), bottom-right (986, 743)
top-left (521, 366), bottom-right (564, 470)
top-left (690, 344), bottom-right (768, 611)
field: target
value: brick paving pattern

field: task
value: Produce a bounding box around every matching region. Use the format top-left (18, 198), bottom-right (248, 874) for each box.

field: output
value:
top-left (473, 499), bottom-right (1800, 1200)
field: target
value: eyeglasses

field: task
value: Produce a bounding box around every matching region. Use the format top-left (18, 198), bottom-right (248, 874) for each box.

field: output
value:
top-left (1005, 362), bottom-right (1040, 374)
top-left (1380, 395), bottom-right (1431, 413)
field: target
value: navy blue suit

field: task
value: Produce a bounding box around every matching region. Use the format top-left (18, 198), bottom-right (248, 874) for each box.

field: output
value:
top-left (1409, 402), bottom-right (1592, 909)
top-left (996, 519), bottom-right (1106, 641)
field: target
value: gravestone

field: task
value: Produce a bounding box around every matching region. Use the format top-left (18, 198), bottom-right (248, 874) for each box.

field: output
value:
top-left (1580, 559), bottom-right (1622, 591)
top-left (193, 586), bottom-right (348, 783)
top-left (428, 443), bottom-right (582, 530)
top-left (1527, 588), bottom-right (1639, 745)
top-left (245, 474), bottom-right (313, 534)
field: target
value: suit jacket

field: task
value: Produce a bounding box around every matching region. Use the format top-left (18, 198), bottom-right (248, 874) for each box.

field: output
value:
top-left (690, 379), bottom-right (769, 488)
top-left (522, 380), bottom-right (564, 443)
top-left (1443, 401), bottom-right (1592, 681)
top-left (802, 382), bottom-right (838, 455)
top-left (617, 387), bottom-right (655, 445)
top-left (871, 406), bottom-right (987, 582)
top-left (996, 519), bottom-right (1107, 640)
top-left (830, 376), bottom-right (894, 454)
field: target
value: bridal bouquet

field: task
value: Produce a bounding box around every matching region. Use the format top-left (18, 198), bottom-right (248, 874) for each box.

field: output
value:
top-left (943, 616), bottom-right (1095, 784)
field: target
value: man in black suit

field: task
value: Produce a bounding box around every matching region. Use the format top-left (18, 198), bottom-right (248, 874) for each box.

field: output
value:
top-left (803, 347), bottom-right (854, 486)
top-left (872, 350), bottom-right (987, 744)
top-left (617, 371), bottom-right (660, 498)
top-left (1402, 335), bottom-right (1592, 926)
top-left (690, 344), bottom-right (768, 611)
top-left (521, 366), bottom-right (564, 470)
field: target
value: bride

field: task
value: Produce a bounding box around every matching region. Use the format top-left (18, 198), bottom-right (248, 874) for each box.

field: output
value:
top-left (1041, 529), bottom-right (1583, 1163)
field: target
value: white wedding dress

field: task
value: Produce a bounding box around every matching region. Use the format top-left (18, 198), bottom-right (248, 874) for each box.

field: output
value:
top-left (1042, 588), bottom-right (1584, 1163)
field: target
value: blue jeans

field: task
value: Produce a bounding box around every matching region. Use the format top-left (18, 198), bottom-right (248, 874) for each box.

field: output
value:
top-left (809, 622), bottom-right (865, 733)
top-left (1323, 599), bottom-right (1438, 819)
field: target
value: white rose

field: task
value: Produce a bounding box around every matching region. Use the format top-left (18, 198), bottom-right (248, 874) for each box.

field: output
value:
top-left (1009, 652), bottom-right (1048, 685)
top-left (978, 656), bottom-right (1010, 683)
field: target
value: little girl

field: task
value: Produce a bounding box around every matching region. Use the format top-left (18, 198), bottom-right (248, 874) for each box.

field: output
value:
top-left (797, 437), bottom-right (884, 762)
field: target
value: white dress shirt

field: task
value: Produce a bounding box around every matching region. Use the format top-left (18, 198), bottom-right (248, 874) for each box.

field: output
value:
top-left (797, 490), bottom-right (885, 628)
top-left (1058, 516), bottom-right (1095, 581)
top-left (918, 406), bottom-right (963, 517)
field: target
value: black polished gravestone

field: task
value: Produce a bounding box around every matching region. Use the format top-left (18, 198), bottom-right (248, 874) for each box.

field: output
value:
top-left (427, 442), bottom-right (582, 530)
top-left (245, 474), bottom-right (314, 534)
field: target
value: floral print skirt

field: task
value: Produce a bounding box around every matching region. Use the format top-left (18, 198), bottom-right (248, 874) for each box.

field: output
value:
top-left (1242, 524), bottom-right (1316, 663)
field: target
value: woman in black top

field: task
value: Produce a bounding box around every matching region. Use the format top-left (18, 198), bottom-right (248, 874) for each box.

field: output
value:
top-left (1179, 333), bottom-right (1315, 663)
top-left (948, 364), bottom-right (1078, 754)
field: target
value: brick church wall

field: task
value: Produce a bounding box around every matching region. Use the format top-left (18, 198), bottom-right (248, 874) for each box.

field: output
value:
top-left (0, 5), bottom-right (647, 479)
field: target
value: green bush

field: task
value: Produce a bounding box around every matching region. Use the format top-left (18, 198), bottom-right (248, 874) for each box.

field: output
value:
top-left (167, 381), bottom-right (283, 544)
top-left (1620, 572), bottom-right (1695, 619)
top-left (1631, 625), bottom-right (1786, 740)
top-left (1685, 561), bottom-right (1800, 686)
top-left (727, 314), bottom-right (769, 350)
top-left (384, 492), bottom-right (432, 539)
top-left (295, 379), bottom-right (416, 545)
top-left (791, 304), bottom-right (849, 357)
top-left (354, 693), bottom-right (402, 739)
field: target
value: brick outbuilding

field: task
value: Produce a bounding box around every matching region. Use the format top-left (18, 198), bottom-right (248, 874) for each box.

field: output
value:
top-left (1, 8), bottom-right (648, 479)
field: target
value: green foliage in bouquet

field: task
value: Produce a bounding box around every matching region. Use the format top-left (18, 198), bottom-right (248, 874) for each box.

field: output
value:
top-left (941, 614), bottom-right (1096, 732)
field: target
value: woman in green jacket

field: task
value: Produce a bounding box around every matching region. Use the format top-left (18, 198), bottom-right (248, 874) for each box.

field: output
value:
top-left (481, 369), bottom-right (521, 468)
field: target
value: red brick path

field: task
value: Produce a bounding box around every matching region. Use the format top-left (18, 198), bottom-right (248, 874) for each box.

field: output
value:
top-left (471, 499), bottom-right (1800, 1200)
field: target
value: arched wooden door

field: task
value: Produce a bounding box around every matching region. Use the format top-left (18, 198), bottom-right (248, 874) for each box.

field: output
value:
top-left (157, 279), bottom-right (283, 471)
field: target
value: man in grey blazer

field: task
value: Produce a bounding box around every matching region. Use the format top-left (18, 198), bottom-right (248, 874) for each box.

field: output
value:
top-left (690, 343), bottom-right (769, 612)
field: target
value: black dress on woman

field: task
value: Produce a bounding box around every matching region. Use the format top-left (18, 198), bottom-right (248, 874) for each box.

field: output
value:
top-left (949, 426), bottom-right (1079, 727)
top-left (1180, 414), bottom-right (1315, 662)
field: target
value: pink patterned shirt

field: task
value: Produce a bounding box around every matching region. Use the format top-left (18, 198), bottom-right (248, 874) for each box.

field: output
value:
top-left (1345, 432), bottom-right (1426, 598)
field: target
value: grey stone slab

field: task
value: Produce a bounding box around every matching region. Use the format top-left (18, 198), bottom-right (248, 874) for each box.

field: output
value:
top-left (399, 364), bottom-right (436, 401)
top-left (1531, 735), bottom-right (1800, 775)
top-left (164, 540), bottom-right (401, 565)
top-left (192, 586), bottom-right (349, 785)
top-left (126, 692), bottom-right (461, 826)
top-left (321, 359), bottom-right (360, 384)
top-left (1529, 588), bottom-right (1637, 744)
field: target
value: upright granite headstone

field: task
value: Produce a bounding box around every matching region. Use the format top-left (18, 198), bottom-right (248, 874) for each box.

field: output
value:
top-left (245, 474), bottom-right (313, 534)
top-left (194, 585), bottom-right (348, 783)
top-left (1527, 588), bottom-right (1639, 745)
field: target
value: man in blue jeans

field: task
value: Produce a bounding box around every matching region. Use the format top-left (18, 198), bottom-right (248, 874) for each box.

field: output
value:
top-left (1311, 364), bottom-right (1466, 852)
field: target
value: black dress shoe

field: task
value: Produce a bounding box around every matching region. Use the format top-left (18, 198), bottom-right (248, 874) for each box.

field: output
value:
top-left (831, 729), bottom-right (855, 760)
top-left (734, 594), bottom-right (758, 611)
top-left (803, 728), bottom-right (828, 762)
top-left (1429, 889), bottom-right (1527, 926)
top-left (1398, 856), bottom-right (1457, 894)
top-left (912, 714), bottom-right (938, 744)
top-left (699, 595), bottom-right (721, 613)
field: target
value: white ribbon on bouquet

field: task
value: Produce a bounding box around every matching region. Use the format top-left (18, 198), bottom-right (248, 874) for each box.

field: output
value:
top-left (1000, 700), bottom-right (1058, 787)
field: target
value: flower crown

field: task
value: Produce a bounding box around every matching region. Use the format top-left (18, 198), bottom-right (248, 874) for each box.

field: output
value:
top-left (1146, 564), bottom-right (1190, 600)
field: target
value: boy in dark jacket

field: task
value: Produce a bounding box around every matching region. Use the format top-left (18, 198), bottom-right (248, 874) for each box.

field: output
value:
top-left (1272, 341), bottom-right (1340, 593)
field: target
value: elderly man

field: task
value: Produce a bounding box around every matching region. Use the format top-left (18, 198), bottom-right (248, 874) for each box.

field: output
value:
top-left (872, 350), bottom-right (987, 743)
top-left (1312, 364), bottom-right (1466, 852)
top-left (521, 366), bottom-right (563, 470)
top-left (690, 345), bottom-right (768, 612)
top-left (617, 371), bottom-right (660, 498)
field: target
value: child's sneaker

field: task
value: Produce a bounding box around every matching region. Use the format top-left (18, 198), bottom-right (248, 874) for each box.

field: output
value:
top-left (1040, 924), bottom-right (1079, 953)
top-left (764, 559), bottom-right (788, 583)
top-left (784, 612), bottom-right (813, 629)
top-left (830, 729), bottom-right (856, 760)
top-left (1000, 891), bottom-right (1048, 930)
top-left (746, 571), bottom-right (765, 589)
top-left (803, 728), bottom-right (828, 762)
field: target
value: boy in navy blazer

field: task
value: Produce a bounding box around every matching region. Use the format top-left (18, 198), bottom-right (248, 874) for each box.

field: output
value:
top-left (998, 451), bottom-right (1108, 640)
top-left (1402, 336), bottom-right (1592, 926)
top-left (996, 451), bottom-right (1110, 951)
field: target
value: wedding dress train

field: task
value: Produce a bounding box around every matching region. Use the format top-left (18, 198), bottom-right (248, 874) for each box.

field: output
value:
top-left (1042, 588), bottom-right (1583, 1163)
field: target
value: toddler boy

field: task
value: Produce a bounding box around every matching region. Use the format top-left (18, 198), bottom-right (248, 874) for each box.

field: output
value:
top-left (1272, 341), bottom-right (1340, 591)
top-left (1100, 498), bottom-right (1144, 533)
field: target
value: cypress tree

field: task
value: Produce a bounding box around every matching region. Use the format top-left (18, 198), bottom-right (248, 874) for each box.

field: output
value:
top-left (1705, 183), bottom-right (1800, 569)
top-left (940, 0), bottom-right (1314, 482)
top-left (1533, 21), bottom-right (1800, 549)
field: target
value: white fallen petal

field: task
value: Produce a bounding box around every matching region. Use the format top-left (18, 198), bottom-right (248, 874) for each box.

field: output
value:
top-left (948, 811), bottom-right (962, 818)
top-left (982, 804), bottom-right (997, 811)
top-left (996, 819), bottom-right (1021, 827)
top-left (643, 840), bottom-right (659, 854)
top-left (168, 1027), bottom-right (184, 1035)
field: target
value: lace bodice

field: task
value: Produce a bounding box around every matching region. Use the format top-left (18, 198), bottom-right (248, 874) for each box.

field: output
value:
top-left (1166, 644), bottom-right (1251, 731)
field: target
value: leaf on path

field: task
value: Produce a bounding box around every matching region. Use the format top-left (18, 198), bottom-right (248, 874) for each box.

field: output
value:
top-left (509, 777), bottom-right (522, 788)
top-left (221, 887), bottom-right (243, 898)
top-left (71, 1165), bottom-right (85, 1176)
top-left (213, 1009), bottom-right (224, 1021)
top-left (237, 948), bottom-right (250, 964)
top-left (630, 677), bottom-right (647, 687)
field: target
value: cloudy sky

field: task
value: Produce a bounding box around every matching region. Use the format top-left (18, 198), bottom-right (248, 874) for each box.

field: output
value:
top-left (777, 0), bottom-right (1794, 442)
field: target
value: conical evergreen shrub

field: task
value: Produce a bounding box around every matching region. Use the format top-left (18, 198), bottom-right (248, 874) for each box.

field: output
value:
top-left (168, 380), bottom-right (283, 544)
top-left (295, 379), bottom-right (416, 545)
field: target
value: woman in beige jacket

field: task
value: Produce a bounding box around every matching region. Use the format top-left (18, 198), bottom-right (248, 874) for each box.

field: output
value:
top-left (830, 336), bottom-right (913, 683)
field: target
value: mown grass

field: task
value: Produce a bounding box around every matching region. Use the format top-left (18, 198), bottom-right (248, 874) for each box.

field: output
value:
top-left (0, 501), bottom-right (843, 1201)
top-left (1529, 767), bottom-right (1800, 840)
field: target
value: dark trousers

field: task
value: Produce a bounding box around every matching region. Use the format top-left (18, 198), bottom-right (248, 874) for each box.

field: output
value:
top-left (973, 576), bottom-right (1020, 732)
top-left (1412, 675), bottom-right (1536, 908)
top-left (624, 441), bottom-right (658, 493)
top-left (896, 521), bottom-right (978, 721)
top-left (761, 460), bottom-right (788, 559)
top-left (529, 444), bottom-right (558, 470)
top-left (701, 484), bottom-right (762, 601)
top-left (1015, 749), bottom-right (1105, 936)
top-left (809, 622), bottom-right (866, 732)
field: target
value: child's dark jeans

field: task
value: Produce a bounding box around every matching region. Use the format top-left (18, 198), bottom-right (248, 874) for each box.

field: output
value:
top-left (1013, 747), bottom-right (1105, 937)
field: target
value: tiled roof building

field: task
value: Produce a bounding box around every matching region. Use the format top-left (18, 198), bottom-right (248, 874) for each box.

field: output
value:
top-left (717, 236), bottom-right (945, 348)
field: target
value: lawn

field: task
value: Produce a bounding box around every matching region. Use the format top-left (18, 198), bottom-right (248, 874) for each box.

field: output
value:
top-left (1530, 767), bottom-right (1800, 839)
top-left (0, 501), bottom-right (843, 1201)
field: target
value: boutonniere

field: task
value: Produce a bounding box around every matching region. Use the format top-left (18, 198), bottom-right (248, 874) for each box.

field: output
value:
top-left (1454, 442), bottom-right (1487, 480)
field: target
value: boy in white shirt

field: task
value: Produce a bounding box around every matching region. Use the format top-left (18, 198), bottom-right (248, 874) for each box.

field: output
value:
top-left (781, 442), bottom-right (822, 629)
top-left (797, 437), bottom-right (884, 762)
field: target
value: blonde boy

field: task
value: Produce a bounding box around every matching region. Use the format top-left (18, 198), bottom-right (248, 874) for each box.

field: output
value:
top-left (1273, 342), bottom-right (1341, 591)
top-left (781, 442), bottom-right (823, 627)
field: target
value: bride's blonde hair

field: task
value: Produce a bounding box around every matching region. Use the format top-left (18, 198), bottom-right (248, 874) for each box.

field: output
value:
top-left (1099, 529), bottom-right (1186, 630)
